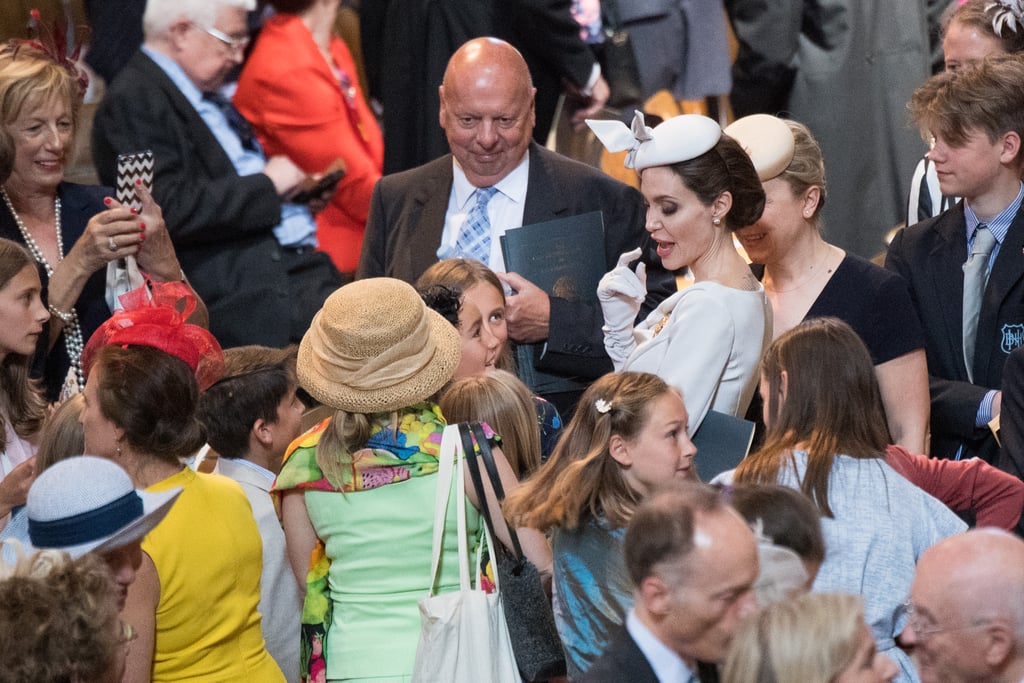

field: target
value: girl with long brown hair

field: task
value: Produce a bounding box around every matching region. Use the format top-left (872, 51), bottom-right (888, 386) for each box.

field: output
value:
top-left (733, 318), bottom-right (965, 682)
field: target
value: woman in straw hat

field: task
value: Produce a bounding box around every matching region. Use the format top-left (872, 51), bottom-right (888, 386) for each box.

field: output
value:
top-left (275, 277), bottom-right (553, 683)
top-left (77, 283), bottom-right (284, 683)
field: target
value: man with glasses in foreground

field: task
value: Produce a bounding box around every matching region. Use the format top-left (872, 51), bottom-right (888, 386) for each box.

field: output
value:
top-left (904, 528), bottom-right (1024, 683)
top-left (92, 0), bottom-right (343, 349)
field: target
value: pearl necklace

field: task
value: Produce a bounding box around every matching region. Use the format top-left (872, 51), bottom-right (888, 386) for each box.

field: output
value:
top-left (0, 187), bottom-right (85, 394)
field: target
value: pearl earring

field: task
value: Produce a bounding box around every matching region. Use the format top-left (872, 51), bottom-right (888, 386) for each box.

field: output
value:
top-left (713, 216), bottom-right (721, 226)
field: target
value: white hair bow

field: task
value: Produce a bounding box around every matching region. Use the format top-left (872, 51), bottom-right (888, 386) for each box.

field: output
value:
top-left (989, 0), bottom-right (1024, 34)
top-left (586, 110), bottom-right (653, 169)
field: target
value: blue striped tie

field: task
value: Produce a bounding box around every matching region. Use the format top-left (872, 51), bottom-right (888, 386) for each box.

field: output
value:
top-left (456, 186), bottom-right (498, 263)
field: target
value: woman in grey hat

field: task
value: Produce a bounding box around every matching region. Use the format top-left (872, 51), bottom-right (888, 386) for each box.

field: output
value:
top-left (275, 277), bottom-right (553, 683)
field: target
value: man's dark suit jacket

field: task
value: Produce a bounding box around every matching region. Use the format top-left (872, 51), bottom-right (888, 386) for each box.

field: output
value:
top-left (581, 627), bottom-right (660, 683)
top-left (91, 50), bottom-right (293, 349)
top-left (357, 142), bottom-right (674, 391)
top-left (886, 202), bottom-right (1024, 464)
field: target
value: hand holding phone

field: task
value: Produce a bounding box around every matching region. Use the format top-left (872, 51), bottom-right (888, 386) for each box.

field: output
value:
top-left (290, 159), bottom-right (347, 205)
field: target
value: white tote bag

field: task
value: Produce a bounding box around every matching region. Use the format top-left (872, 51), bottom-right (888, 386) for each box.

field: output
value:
top-left (411, 424), bottom-right (519, 683)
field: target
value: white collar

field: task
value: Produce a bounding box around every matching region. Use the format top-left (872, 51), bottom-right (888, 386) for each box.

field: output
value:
top-left (451, 150), bottom-right (530, 211)
top-left (626, 609), bottom-right (695, 683)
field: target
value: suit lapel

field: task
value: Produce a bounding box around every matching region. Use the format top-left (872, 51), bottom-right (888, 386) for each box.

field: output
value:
top-left (977, 202), bottom-right (1024, 377)
top-left (928, 209), bottom-right (970, 380)
top-left (523, 143), bottom-right (571, 224)
top-left (410, 157), bottom-right (454, 276)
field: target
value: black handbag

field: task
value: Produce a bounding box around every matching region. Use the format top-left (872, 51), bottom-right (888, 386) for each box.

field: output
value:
top-left (597, 0), bottom-right (644, 111)
top-left (460, 423), bottom-right (567, 681)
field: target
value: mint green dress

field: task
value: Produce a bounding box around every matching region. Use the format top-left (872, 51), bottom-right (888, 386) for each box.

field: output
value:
top-left (303, 446), bottom-right (481, 682)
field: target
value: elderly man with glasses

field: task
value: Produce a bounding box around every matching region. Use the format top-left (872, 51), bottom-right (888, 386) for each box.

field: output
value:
top-left (92, 0), bottom-right (344, 349)
top-left (904, 528), bottom-right (1024, 683)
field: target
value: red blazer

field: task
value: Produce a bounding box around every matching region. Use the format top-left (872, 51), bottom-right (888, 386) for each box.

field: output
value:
top-left (236, 14), bottom-right (384, 272)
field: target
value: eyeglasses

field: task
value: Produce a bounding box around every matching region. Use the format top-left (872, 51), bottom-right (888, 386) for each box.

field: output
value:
top-left (194, 23), bottom-right (250, 52)
top-left (903, 600), bottom-right (989, 641)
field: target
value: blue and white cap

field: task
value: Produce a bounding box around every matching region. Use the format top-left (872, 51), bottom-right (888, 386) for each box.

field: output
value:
top-left (27, 456), bottom-right (181, 558)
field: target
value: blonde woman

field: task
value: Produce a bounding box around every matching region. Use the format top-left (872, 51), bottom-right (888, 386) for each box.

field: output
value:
top-left (440, 369), bottom-right (544, 478)
top-left (723, 593), bottom-right (898, 683)
top-left (726, 115), bottom-right (928, 453)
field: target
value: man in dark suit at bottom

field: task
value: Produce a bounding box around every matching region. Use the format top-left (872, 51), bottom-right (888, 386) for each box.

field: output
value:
top-left (583, 485), bottom-right (759, 683)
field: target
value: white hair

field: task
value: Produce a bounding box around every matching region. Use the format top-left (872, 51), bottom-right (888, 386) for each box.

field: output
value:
top-left (143, 0), bottom-right (256, 38)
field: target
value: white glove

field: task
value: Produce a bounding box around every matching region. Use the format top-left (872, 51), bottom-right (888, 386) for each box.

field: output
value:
top-left (598, 248), bottom-right (647, 368)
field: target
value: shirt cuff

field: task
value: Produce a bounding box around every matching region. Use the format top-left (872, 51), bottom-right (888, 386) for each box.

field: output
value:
top-left (582, 63), bottom-right (601, 97)
top-left (976, 390), bottom-right (997, 428)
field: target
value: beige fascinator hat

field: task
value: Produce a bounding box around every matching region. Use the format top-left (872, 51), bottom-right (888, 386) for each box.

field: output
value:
top-left (297, 278), bottom-right (461, 413)
top-left (723, 114), bottom-right (796, 182)
top-left (586, 110), bottom-right (722, 170)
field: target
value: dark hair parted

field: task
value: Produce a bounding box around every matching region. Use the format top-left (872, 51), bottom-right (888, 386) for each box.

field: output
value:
top-left (0, 239), bottom-right (46, 450)
top-left (909, 53), bottom-right (1024, 157)
top-left (198, 345), bottom-right (297, 460)
top-left (945, 0), bottom-right (1024, 54)
top-left (734, 318), bottom-right (890, 517)
top-left (503, 371), bottom-right (673, 531)
top-left (729, 483), bottom-right (825, 566)
top-left (93, 345), bottom-right (207, 462)
top-left (669, 134), bottom-right (765, 231)
top-left (624, 483), bottom-right (728, 586)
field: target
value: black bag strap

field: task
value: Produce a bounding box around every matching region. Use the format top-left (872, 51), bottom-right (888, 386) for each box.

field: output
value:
top-left (460, 422), bottom-right (527, 562)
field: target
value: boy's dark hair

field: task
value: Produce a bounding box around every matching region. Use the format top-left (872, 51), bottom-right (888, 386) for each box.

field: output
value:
top-left (197, 345), bottom-right (298, 460)
top-left (728, 483), bottom-right (826, 566)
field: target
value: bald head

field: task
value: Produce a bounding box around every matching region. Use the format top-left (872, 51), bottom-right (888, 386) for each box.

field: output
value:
top-left (908, 529), bottom-right (1024, 683)
top-left (439, 38), bottom-right (536, 187)
top-left (442, 38), bottom-right (533, 93)
top-left (919, 529), bottom-right (1024, 628)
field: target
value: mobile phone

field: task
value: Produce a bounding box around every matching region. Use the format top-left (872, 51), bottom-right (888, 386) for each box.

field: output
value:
top-left (291, 167), bottom-right (346, 205)
top-left (115, 150), bottom-right (155, 212)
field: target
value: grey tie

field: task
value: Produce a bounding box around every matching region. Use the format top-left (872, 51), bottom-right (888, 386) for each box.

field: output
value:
top-left (963, 224), bottom-right (997, 382)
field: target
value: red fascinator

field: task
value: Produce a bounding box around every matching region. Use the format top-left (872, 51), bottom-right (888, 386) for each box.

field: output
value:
top-left (81, 281), bottom-right (225, 392)
top-left (5, 9), bottom-right (90, 99)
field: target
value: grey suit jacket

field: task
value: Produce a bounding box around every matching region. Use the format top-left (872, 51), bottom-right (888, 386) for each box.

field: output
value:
top-left (358, 143), bottom-right (675, 393)
top-left (216, 458), bottom-right (302, 683)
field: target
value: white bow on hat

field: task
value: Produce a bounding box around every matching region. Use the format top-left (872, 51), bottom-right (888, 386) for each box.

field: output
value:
top-left (586, 110), bottom-right (721, 171)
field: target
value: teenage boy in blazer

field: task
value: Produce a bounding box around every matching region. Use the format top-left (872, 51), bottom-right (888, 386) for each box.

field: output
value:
top-left (887, 54), bottom-right (1024, 467)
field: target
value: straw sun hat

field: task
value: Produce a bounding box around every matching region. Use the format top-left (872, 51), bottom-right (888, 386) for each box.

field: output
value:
top-left (297, 278), bottom-right (461, 413)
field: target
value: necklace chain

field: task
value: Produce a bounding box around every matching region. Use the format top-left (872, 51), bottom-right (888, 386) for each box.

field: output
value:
top-left (0, 187), bottom-right (85, 393)
top-left (763, 243), bottom-right (834, 295)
